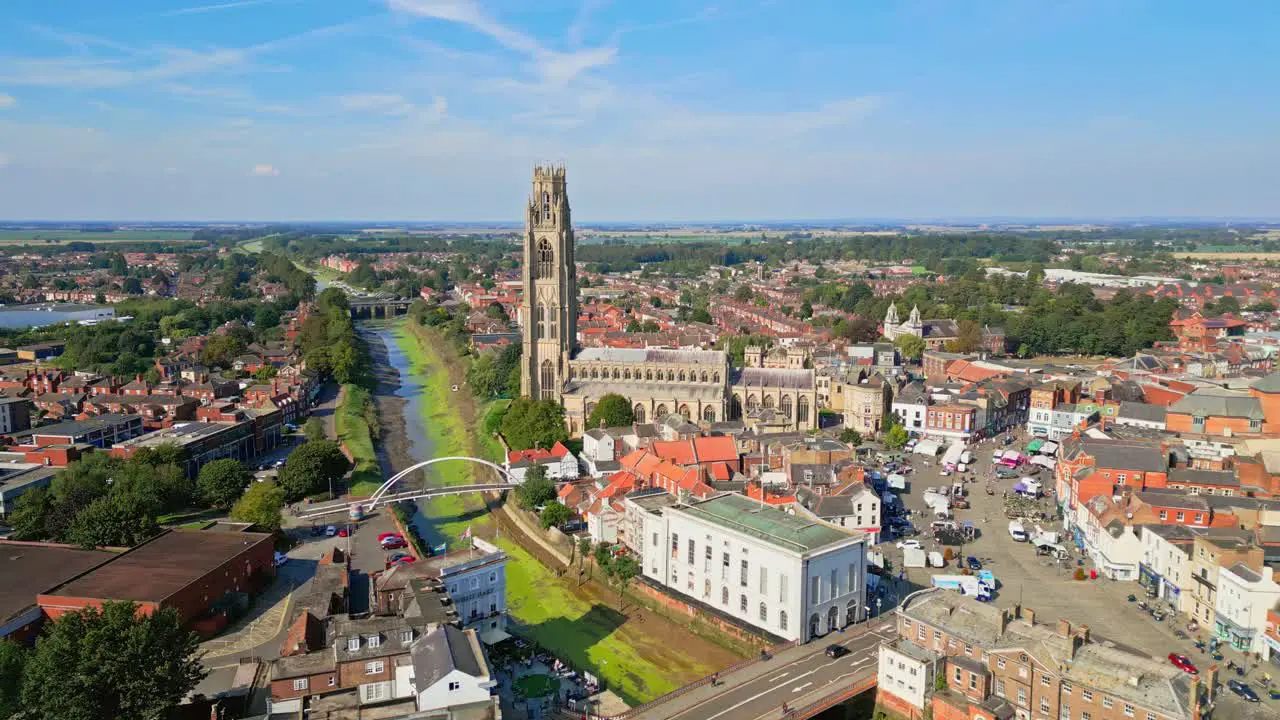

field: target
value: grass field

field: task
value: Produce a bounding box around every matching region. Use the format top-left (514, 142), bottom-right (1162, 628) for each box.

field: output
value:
top-left (335, 383), bottom-right (382, 497)
top-left (0, 229), bottom-right (195, 244)
top-left (393, 321), bottom-right (735, 705)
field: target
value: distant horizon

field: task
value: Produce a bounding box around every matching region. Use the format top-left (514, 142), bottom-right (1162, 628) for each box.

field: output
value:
top-left (2, 217), bottom-right (1279, 228)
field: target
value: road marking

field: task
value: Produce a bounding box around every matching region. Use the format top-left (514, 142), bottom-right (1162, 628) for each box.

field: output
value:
top-left (698, 669), bottom-right (819, 720)
top-left (850, 657), bottom-right (872, 668)
top-left (768, 672), bottom-right (790, 682)
top-left (791, 682), bottom-right (813, 693)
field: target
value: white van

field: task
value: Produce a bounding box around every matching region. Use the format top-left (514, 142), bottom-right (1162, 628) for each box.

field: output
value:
top-left (1008, 521), bottom-right (1028, 542)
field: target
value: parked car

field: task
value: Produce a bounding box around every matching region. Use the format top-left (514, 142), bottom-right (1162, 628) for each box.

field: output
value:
top-left (273, 552), bottom-right (289, 567)
top-left (389, 554), bottom-right (417, 565)
top-left (966, 556), bottom-right (983, 571)
top-left (896, 539), bottom-right (923, 550)
top-left (325, 525), bottom-right (337, 537)
top-left (377, 532), bottom-right (404, 543)
top-left (1227, 679), bottom-right (1259, 702)
top-left (381, 538), bottom-right (408, 550)
top-left (337, 527), bottom-right (349, 538)
top-left (824, 644), bottom-right (848, 659)
top-left (1167, 654), bottom-right (1198, 675)
top-left (995, 467), bottom-right (1020, 479)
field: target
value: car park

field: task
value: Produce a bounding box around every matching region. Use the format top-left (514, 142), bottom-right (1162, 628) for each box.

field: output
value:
top-left (824, 644), bottom-right (848, 659)
top-left (1167, 654), bottom-right (1198, 675)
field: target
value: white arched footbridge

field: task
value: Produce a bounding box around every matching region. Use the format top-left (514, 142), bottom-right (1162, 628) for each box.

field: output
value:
top-left (297, 455), bottom-right (520, 520)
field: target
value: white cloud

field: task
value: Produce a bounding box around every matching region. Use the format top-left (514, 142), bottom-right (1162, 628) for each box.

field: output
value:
top-left (251, 163), bottom-right (280, 176)
top-left (388, 0), bottom-right (616, 85)
top-left (160, 0), bottom-right (283, 16)
top-left (0, 94), bottom-right (15, 109)
top-left (339, 93), bottom-right (414, 115)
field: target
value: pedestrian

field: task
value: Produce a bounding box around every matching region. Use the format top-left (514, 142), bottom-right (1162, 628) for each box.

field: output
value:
top-left (710, 673), bottom-right (718, 687)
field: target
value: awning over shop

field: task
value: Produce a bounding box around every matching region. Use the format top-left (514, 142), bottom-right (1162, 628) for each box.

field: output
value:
top-left (1025, 439), bottom-right (1044, 453)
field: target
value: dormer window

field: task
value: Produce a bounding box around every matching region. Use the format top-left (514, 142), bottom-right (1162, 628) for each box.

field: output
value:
top-left (401, 630), bottom-right (414, 643)
top-left (366, 634), bottom-right (380, 648)
top-left (347, 637), bottom-right (360, 652)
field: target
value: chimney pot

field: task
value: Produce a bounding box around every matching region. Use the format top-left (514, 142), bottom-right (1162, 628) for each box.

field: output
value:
top-left (1057, 618), bottom-right (1072, 637)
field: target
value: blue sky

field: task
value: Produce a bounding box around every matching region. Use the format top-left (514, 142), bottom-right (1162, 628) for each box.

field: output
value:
top-left (0, 0), bottom-right (1277, 221)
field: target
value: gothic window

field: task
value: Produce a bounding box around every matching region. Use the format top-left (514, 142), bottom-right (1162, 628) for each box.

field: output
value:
top-left (655, 403), bottom-right (668, 418)
top-left (624, 368), bottom-right (631, 380)
top-left (612, 368), bottom-right (620, 380)
top-left (730, 394), bottom-right (743, 419)
top-left (645, 369), bottom-right (653, 381)
top-left (702, 406), bottom-right (716, 423)
top-left (537, 239), bottom-right (554, 279)
top-left (591, 367), bottom-right (599, 379)
top-left (545, 303), bottom-right (556, 339)
top-left (797, 396), bottom-right (810, 424)
top-left (634, 404), bottom-right (646, 424)
top-left (542, 191), bottom-right (551, 221)
top-left (535, 305), bottom-right (545, 339)
top-left (713, 372), bottom-right (720, 383)
top-left (540, 360), bottom-right (555, 400)
top-left (700, 371), bottom-right (708, 383)
top-left (746, 394), bottom-right (758, 412)
top-left (678, 404), bottom-right (690, 420)
top-left (678, 371), bottom-right (686, 382)
top-left (763, 395), bottom-right (775, 410)
top-left (667, 370), bottom-right (675, 381)
top-left (780, 395), bottom-right (793, 418)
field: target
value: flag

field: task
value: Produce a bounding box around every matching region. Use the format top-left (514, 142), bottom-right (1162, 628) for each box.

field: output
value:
top-left (433, 542), bottom-right (448, 555)
top-left (462, 526), bottom-right (472, 540)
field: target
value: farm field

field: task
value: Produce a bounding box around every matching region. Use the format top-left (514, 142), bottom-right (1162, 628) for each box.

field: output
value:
top-left (0, 229), bottom-right (195, 244)
top-left (1177, 251), bottom-right (1280, 260)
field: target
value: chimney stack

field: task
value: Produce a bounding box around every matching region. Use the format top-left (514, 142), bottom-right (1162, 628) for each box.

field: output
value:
top-left (1204, 664), bottom-right (1218, 703)
top-left (1023, 608), bottom-right (1036, 625)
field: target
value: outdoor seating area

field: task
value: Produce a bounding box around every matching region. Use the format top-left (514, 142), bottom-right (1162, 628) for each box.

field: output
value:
top-left (489, 636), bottom-right (607, 718)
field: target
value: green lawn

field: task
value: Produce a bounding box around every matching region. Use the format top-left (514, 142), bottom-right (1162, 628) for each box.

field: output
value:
top-left (335, 383), bottom-right (382, 497)
top-left (393, 321), bottom-right (727, 705)
top-left (0, 229), bottom-right (195, 244)
top-left (514, 673), bottom-right (560, 698)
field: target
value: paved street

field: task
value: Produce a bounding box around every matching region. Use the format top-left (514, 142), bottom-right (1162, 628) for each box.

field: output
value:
top-left (631, 619), bottom-right (895, 720)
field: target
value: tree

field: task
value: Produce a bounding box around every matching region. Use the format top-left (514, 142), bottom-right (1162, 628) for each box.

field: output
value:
top-left (609, 554), bottom-right (639, 610)
top-left (884, 424), bottom-right (910, 449)
top-left (21, 602), bottom-right (204, 720)
top-left (65, 494), bottom-right (159, 549)
top-left (577, 537), bottom-right (591, 569)
top-left (839, 428), bottom-right (863, 446)
top-left (734, 284), bottom-right (753, 302)
top-left (539, 502), bottom-right (573, 530)
top-left (230, 481), bottom-right (285, 533)
top-left (8, 487), bottom-right (53, 540)
top-left (516, 467), bottom-right (557, 510)
top-left (625, 318), bottom-right (642, 333)
top-left (0, 640), bottom-right (25, 719)
top-left (132, 442), bottom-right (187, 468)
top-left (500, 397), bottom-right (568, 451)
top-left (253, 366), bottom-right (278, 381)
top-left (689, 307), bottom-right (713, 324)
top-left (894, 334), bottom-right (925, 361)
top-left (278, 439), bottom-right (351, 502)
top-left (303, 417), bottom-right (327, 442)
top-left (197, 459), bottom-right (251, 510)
top-left (586, 393), bottom-right (635, 429)
top-left (945, 319), bottom-right (983, 353)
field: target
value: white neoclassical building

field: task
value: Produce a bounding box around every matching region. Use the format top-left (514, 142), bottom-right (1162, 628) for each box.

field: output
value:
top-left (630, 492), bottom-right (868, 642)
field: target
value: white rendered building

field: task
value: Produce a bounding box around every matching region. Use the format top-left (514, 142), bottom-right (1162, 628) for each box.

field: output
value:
top-left (632, 492), bottom-right (868, 642)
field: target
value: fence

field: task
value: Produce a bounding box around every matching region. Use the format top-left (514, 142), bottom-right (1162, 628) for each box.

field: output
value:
top-left (785, 672), bottom-right (878, 719)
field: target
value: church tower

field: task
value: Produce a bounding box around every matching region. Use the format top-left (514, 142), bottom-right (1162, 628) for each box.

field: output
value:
top-left (520, 165), bottom-right (578, 401)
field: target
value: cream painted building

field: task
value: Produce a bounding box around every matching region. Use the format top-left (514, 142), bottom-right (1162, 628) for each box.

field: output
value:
top-left (517, 166), bottom-right (818, 436)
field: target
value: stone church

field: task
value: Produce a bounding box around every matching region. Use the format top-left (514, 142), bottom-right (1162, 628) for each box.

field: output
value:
top-left (517, 166), bottom-right (818, 436)
top-left (881, 303), bottom-right (960, 351)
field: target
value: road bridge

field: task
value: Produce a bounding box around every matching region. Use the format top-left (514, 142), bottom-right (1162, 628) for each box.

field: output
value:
top-left (296, 455), bottom-right (526, 520)
top-left (348, 297), bottom-right (413, 319)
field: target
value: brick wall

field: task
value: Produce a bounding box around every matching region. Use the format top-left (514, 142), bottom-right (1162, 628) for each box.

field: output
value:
top-left (629, 579), bottom-right (772, 649)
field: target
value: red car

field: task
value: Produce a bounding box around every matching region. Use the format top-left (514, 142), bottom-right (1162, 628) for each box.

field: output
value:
top-left (381, 538), bottom-right (408, 550)
top-left (377, 532), bottom-right (403, 543)
top-left (1168, 653), bottom-right (1198, 675)
top-left (337, 527), bottom-right (350, 538)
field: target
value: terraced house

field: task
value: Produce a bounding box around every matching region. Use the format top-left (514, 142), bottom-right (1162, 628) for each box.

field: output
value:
top-left (880, 589), bottom-right (1201, 720)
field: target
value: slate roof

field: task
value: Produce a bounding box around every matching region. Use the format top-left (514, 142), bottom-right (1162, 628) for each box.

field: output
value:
top-left (410, 624), bottom-right (486, 691)
top-left (1169, 392), bottom-right (1265, 421)
top-left (1117, 401), bottom-right (1167, 424)
top-left (574, 347), bottom-right (727, 365)
top-left (731, 367), bottom-right (816, 390)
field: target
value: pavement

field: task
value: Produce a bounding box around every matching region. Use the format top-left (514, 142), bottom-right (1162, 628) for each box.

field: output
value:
top-left (631, 619), bottom-right (896, 720)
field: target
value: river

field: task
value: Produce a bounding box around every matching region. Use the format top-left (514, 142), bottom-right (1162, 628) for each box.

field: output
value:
top-left (0, 303), bottom-right (117, 329)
